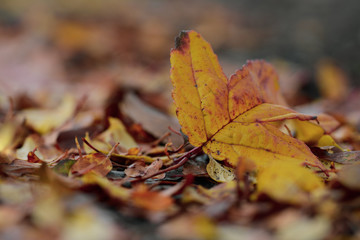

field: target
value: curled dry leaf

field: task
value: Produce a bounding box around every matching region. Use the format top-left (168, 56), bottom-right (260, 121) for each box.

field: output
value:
top-left (206, 155), bottom-right (235, 182)
top-left (170, 30), bottom-right (326, 172)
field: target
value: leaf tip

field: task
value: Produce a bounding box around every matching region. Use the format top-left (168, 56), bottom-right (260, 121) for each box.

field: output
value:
top-left (174, 30), bottom-right (192, 50)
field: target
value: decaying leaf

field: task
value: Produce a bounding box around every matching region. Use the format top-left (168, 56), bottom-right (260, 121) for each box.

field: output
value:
top-left (170, 30), bottom-right (325, 171)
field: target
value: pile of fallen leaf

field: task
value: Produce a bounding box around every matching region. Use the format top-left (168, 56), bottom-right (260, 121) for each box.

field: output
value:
top-left (1, 29), bottom-right (360, 240)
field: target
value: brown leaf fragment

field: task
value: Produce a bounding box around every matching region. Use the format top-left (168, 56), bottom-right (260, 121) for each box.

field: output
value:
top-left (125, 159), bottom-right (165, 179)
top-left (124, 161), bottom-right (146, 178)
top-left (314, 149), bottom-right (360, 164)
top-left (183, 158), bottom-right (208, 177)
top-left (71, 152), bottom-right (112, 177)
top-left (143, 159), bottom-right (165, 179)
top-left (0, 160), bottom-right (40, 178)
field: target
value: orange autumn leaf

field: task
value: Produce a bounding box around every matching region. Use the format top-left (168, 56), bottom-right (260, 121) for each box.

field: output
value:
top-left (170, 30), bottom-right (325, 170)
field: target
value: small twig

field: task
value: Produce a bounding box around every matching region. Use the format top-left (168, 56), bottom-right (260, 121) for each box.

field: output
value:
top-left (303, 162), bottom-right (329, 177)
top-left (75, 137), bottom-right (83, 159)
top-left (164, 143), bottom-right (173, 162)
top-left (151, 132), bottom-right (171, 147)
top-left (82, 137), bottom-right (101, 153)
top-left (284, 124), bottom-right (292, 136)
top-left (107, 143), bottom-right (119, 158)
top-left (168, 126), bottom-right (182, 136)
top-left (315, 117), bottom-right (320, 124)
top-left (167, 142), bottom-right (187, 154)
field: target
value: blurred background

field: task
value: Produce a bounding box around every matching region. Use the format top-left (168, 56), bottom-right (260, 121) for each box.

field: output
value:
top-left (0, 0), bottom-right (359, 106)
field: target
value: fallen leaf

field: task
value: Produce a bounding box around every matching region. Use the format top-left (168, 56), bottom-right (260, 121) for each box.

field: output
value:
top-left (81, 173), bottom-right (130, 201)
top-left (71, 152), bottom-right (112, 177)
top-left (316, 150), bottom-right (360, 164)
top-left (99, 117), bottom-right (137, 149)
top-left (124, 161), bottom-right (146, 177)
top-left (143, 159), bottom-right (165, 179)
top-left (0, 122), bottom-right (18, 156)
top-left (316, 59), bottom-right (349, 101)
top-left (159, 214), bottom-right (217, 240)
top-left (182, 181), bottom-right (237, 205)
top-left (337, 163), bottom-right (360, 190)
top-left (17, 94), bottom-right (77, 134)
top-left (120, 92), bottom-right (183, 147)
top-left (16, 135), bottom-right (44, 161)
top-left (84, 117), bottom-right (137, 153)
top-left (276, 216), bottom-right (330, 240)
top-left (131, 184), bottom-right (173, 211)
top-left (0, 160), bottom-right (40, 178)
top-left (125, 159), bottom-right (165, 179)
top-left (256, 161), bottom-right (324, 204)
top-left (183, 158), bottom-right (208, 177)
top-left (206, 155), bottom-right (235, 182)
top-left (52, 159), bottom-right (77, 176)
top-left (286, 112), bottom-right (340, 146)
top-left (170, 30), bottom-right (325, 171)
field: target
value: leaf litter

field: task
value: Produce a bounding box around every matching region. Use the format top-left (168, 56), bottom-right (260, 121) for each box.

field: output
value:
top-left (0, 24), bottom-right (360, 240)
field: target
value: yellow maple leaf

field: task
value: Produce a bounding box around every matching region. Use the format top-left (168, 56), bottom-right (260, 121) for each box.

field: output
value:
top-left (170, 30), bottom-right (325, 171)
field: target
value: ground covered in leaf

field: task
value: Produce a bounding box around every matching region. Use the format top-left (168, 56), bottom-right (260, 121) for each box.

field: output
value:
top-left (1, 1), bottom-right (360, 240)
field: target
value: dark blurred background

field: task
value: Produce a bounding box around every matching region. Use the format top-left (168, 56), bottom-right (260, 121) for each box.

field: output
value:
top-left (0, 0), bottom-right (359, 104)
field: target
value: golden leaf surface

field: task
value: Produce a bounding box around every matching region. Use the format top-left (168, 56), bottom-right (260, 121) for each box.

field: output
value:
top-left (257, 161), bottom-right (324, 204)
top-left (171, 30), bottom-right (325, 170)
